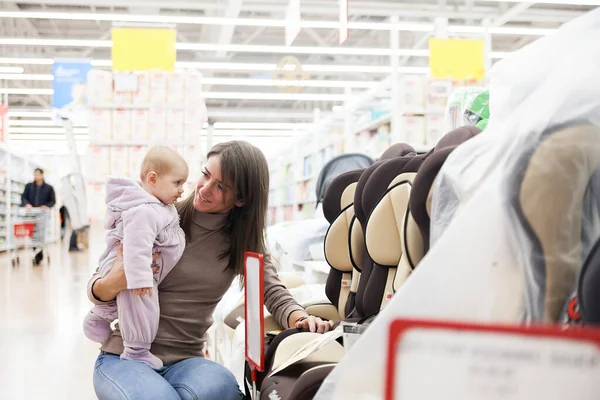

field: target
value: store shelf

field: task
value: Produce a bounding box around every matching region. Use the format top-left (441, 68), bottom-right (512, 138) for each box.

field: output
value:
top-left (352, 113), bottom-right (391, 136)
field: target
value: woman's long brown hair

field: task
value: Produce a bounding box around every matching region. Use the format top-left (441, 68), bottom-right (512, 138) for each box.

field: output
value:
top-left (175, 141), bottom-right (269, 276)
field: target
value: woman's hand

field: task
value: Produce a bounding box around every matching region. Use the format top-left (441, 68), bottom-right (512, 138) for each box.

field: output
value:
top-left (294, 314), bottom-right (334, 334)
top-left (92, 244), bottom-right (161, 302)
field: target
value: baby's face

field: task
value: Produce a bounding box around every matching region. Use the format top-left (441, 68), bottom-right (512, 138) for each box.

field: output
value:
top-left (153, 164), bottom-right (189, 205)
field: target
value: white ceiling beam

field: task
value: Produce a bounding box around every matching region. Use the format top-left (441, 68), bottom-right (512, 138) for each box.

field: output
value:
top-left (492, 2), bottom-right (535, 27)
top-left (216, 0), bottom-right (244, 57)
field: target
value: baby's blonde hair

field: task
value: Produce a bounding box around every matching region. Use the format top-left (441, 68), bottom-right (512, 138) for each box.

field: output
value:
top-left (140, 146), bottom-right (188, 182)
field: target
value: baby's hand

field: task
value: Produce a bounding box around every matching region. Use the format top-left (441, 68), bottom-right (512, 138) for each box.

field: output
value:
top-left (132, 287), bottom-right (153, 297)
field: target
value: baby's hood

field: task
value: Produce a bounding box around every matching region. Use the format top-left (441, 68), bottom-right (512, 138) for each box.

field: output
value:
top-left (105, 177), bottom-right (161, 211)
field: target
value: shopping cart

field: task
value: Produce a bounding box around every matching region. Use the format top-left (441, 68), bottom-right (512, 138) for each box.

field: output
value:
top-left (10, 208), bottom-right (50, 267)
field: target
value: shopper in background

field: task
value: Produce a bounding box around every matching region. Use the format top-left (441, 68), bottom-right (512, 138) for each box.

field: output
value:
top-left (88, 141), bottom-right (333, 400)
top-left (21, 167), bottom-right (56, 264)
top-left (83, 146), bottom-right (189, 370)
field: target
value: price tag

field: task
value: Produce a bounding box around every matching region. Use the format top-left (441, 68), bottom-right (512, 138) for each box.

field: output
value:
top-left (385, 319), bottom-right (600, 400)
top-left (342, 322), bottom-right (367, 351)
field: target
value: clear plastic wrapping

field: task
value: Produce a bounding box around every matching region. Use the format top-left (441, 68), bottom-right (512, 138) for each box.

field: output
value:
top-left (315, 9), bottom-right (600, 399)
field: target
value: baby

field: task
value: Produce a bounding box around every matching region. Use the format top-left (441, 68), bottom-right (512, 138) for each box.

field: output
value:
top-left (83, 146), bottom-right (188, 370)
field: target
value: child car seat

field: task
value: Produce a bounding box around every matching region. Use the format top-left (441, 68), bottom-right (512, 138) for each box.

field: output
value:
top-left (349, 145), bottom-right (417, 318)
top-left (410, 126), bottom-right (482, 255)
top-left (507, 123), bottom-right (600, 322)
top-left (360, 155), bottom-right (423, 313)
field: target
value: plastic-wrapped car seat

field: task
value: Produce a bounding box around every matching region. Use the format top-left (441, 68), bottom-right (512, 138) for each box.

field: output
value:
top-left (410, 126), bottom-right (482, 256)
top-left (314, 121), bottom-right (600, 399)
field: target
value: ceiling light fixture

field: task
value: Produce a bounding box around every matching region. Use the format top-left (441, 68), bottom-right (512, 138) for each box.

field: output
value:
top-left (0, 66), bottom-right (24, 74)
top-left (203, 92), bottom-right (346, 101)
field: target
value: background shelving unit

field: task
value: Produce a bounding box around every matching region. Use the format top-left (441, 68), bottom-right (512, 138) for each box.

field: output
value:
top-left (266, 74), bottom-right (479, 226)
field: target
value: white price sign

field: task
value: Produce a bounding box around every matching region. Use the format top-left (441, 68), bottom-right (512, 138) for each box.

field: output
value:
top-left (386, 320), bottom-right (600, 400)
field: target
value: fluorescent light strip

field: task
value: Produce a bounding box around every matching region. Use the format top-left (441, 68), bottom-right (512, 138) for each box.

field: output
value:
top-left (0, 89), bottom-right (346, 100)
top-left (202, 77), bottom-right (376, 89)
top-left (0, 38), bottom-right (506, 59)
top-left (0, 66), bottom-right (23, 73)
top-left (0, 11), bottom-right (555, 36)
top-left (8, 134), bottom-right (88, 141)
top-left (203, 92), bottom-right (346, 101)
top-left (476, 0), bottom-right (600, 5)
top-left (213, 122), bottom-right (311, 130)
top-left (0, 74), bottom-right (53, 81)
top-left (8, 109), bottom-right (322, 120)
top-left (9, 127), bottom-right (89, 134)
top-left (9, 119), bottom-right (311, 130)
top-left (0, 58), bottom-right (432, 75)
top-left (7, 111), bottom-right (54, 118)
top-left (8, 119), bottom-right (87, 127)
top-left (0, 73), bottom-right (376, 88)
top-left (0, 88), bottom-right (53, 95)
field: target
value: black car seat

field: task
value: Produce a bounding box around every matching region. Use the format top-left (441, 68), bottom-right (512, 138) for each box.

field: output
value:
top-left (311, 169), bottom-right (365, 322)
top-left (359, 154), bottom-right (423, 313)
top-left (348, 145), bottom-right (417, 318)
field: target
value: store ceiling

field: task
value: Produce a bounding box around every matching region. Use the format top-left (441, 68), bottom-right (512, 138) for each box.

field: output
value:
top-left (0, 0), bottom-right (595, 154)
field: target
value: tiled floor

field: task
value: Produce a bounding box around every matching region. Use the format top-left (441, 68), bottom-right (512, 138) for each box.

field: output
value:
top-left (0, 227), bottom-right (105, 399)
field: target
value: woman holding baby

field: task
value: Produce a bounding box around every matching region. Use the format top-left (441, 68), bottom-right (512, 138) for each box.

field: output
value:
top-left (87, 141), bottom-right (332, 400)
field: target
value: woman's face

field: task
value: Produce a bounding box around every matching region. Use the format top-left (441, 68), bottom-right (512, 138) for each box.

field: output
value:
top-left (193, 155), bottom-right (238, 214)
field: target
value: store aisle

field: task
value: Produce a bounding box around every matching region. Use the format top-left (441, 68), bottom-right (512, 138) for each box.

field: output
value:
top-left (0, 225), bottom-right (105, 399)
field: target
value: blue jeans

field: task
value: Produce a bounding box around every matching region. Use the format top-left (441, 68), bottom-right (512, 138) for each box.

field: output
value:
top-left (93, 352), bottom-right (244, 400)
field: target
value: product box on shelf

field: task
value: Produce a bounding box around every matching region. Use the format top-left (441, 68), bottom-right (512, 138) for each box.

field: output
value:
top-left (128, 146), bottom-right (146, 179)
top-left (403, 116), bottom-right (426, 146)
top-left (112, 109), bottom-right (132, 142)
top-left (426, 79), bottom-right (453, 110)
top-left (425, 114), bottom-right (446, 146)
top-left (401, 75), bottom-right (425, 110)
top-left (87, 146), bottom-right (111, 179)
top-left (150, 70), bottom-right (168, 104)
top-left (110, 146), bottom-right (130, 177)
top-left (167, 109), bottom-right (185, 142)
top-left (184, 70), bottom-right (204, 104)
top-left (87, 181), bottom-right (106, 222)
top-left (88, 109), bottom-right (112, 142)
top-left (134, 71), bottom-right (151, 104)
top-left (113, 91), bottom-right (132, 106)
top-left (131, 110), bottom-right (149, 142)
top-left (167, 70), bottom-right (186, 104)
top-left (87, 70), bottom-right (113, 104)
top-left (149, 107), bottom-right (167, 142)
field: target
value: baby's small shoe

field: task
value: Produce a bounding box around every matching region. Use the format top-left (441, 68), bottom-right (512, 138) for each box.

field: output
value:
top-left (83, 312), bottom-right (113, 344)
top-left (121, 347), bottom-right (163, 370)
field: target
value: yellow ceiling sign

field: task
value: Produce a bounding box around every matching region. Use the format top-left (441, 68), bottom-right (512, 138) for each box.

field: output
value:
top-left (112, 27), bottom-right (176, 71)
top-left (429, 38), bottom-right (485, 80)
